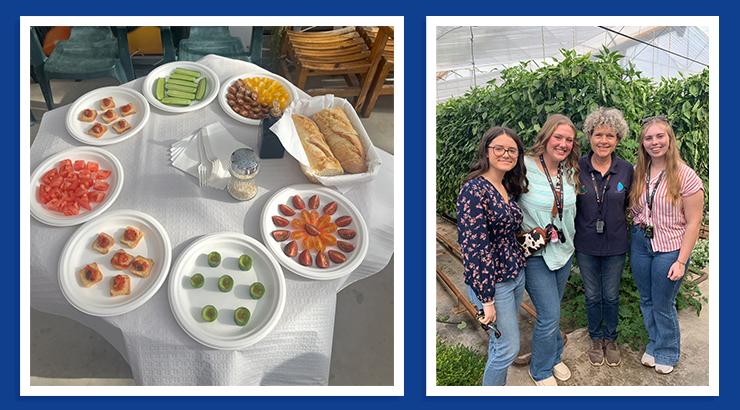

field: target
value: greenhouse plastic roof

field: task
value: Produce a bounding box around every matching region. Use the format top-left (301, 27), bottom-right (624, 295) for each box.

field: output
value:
top-left (436, 26), bottom-right (709, 102)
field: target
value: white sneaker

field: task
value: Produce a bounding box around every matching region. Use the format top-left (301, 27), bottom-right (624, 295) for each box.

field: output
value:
top-left (655, 364), bottom-right (674, 374)
top-left (529, 371), bottom-right (558, 386)
top-left (552, 361), bottom-right (571, 381)
top-left (641, 352), bottom-right (656, 367)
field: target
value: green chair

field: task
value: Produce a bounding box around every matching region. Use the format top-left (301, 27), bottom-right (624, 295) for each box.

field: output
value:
top-left (174, 26), bottom-right (263, 66)
top-left (30, 26), bottom-right (134, 110)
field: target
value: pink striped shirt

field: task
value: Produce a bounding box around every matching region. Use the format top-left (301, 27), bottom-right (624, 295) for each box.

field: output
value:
top-left (632, 163), bottom-right (704, 252)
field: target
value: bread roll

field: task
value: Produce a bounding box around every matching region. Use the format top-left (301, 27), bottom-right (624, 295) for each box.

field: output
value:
top-left (292, 114), bottom-right (344, 176)
top-left (312, 108), bottom-right (367, 174)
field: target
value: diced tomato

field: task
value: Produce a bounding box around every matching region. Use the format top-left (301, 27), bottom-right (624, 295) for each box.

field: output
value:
top-left (74, 160), bottom-right (86, 171)
top-left (42, 169), bottom-right (58, 185)
top-left (46, 198), bottom-right (62, 212)
top-left (74, 186), bottom-right (87, 198)
top-left (50, 187), bottom-right (62, 199)
top-left (87, 161), bottom-right (99, 173)
top-left (78, 169), bottom-right (91, 179)
top-left (59, 159), bottom-right (72, 168)
top-left (38, 187), bottom-right (51, 204)
top-left (49, 176), bottom-right (63, 188)
top-left (93, 181), bottom-right (109, 192)
top-left (89, 191), bottom-right (106, 203)
top-left (59, 165), bottom-right (72, 178)
top-left (96, 169), bottom-right (111, 179)
top-left (62, 202), bottom-right (80, 216)
top-left (77, 194), bottom-right (91, 211)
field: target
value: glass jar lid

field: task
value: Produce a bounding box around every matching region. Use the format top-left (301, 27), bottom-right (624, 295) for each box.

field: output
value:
top-left (230, 148), bottom-right (259, 176)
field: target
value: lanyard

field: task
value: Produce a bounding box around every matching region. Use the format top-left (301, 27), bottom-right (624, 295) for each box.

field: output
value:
top-left (539, 155), bottom-right (564, 222)
top-left (645, 164), bottom-right (665, 220)
top-left (590, 171), bottom-right (612, 213)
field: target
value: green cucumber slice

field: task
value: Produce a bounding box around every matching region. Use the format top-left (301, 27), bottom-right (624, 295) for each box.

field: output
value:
top-left (165, 83), bottom-right (197, 93)
top-left (190, 273), bottom-right (204, 288)
top-left (207, 251), bottom-right (221, 267)
top-left (167, 89), bottom-right (196, 100)
top-left (170, 72), bottom-right (199, 82)
top-left (201, 305), bottom-right (218, 322)
top-left (250, 282), bottom-right (265, 299)
top-left (218, 274), bottom-right (234, 292)
top-left (238, 254), bottom-right (252, 271)
top-left (167, 78), bottom-right (197, 87)
top-left (173, 67), bottom-right (202, 78)
top-left (155, 78), bottom-right (166, 100)
top-left (233, 307), bottom-right (251, 326)
top-left (195, 78), bottom-right (207, 100)
top-left (160, 96), bottom-right (192, 106)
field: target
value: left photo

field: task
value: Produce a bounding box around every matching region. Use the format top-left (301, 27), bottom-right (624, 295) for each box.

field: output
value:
top-left (23, 19), bottom-right (401, 391)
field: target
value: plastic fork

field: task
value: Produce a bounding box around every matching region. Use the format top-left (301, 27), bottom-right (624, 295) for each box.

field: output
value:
top-left (196, 130), bottom-right (207, 187)
top-left (199, 125), bottom-right (217, 175)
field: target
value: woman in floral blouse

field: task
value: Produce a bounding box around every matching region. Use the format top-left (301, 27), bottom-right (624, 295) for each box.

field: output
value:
top-left (456, 126), bottom-right (528, 386)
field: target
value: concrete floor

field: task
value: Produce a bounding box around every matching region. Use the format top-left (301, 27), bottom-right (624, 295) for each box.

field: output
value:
top-left (29, 70), bottom-right (394, 386)
top-left (436, 216), bottom-right (710, 386)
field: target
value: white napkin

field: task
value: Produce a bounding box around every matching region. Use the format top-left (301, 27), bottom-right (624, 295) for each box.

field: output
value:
top-left (170, 122), bottom-right (244, 190)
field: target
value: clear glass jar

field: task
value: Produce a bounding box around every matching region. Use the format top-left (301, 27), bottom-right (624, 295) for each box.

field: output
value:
top-left (227, 148), bottom-right (259, 201)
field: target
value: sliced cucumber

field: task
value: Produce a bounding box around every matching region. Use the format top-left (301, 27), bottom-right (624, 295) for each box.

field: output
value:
top-left (250, 282), bottom-right (265, 299)
top-left (165, 83), bottom-right (197, 94)
top-left (155, 78), bottom-right (166, 100)
top-left (161, 96), bottom-right (192, 106)
top-left (218, 274), bottom-right (234, 292)
top-left (201, 305), bottom-right (218, 322)
top-left (207, 251), bottom-right (221, 267)
top-left (167, 89), bottom-right (196, 100)
top-left (238, 254), bottom-right (252, 271)
top-left (174, 67), bottom-right (202, 78)
top-left (190, 273), bottom-right (204, 288)
top-left (167, 78), bottom-right (198, 87)
top-left (195, 78), bottom-right (207, 100)
top-left (233, 307), bottom-right (251, 326)
top-left (170, 72), bottom-right (199, 82)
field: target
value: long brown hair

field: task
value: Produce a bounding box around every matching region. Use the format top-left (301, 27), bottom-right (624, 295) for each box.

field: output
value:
top-left (527, 114), bottom-right (581, 192)
top-left (464, 126), bottom-right (529, 199)
top-left (629, 117), bottom-right (684, 208)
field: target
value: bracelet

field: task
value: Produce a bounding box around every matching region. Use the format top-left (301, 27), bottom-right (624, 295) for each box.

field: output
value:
top-left (676, 260), bottom-right (686, 266)
top-left (482, 300), bottom-right (495, 306)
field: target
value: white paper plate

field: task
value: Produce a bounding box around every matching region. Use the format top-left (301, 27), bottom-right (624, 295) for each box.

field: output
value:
top-left (30, 147), bottom-right (124, 227)
top-left (260, 185), bottom-right (369, 281)
top-left (58, 209), bottom-right (172, 317)
top-left (168, 232), bottom-right (286, 350)
top-left (218, 72), bottom-right (298, 125)
top-left (65, 86), bottom-right (150, 146)
top-left (142, 61), bottom-right (219, 113)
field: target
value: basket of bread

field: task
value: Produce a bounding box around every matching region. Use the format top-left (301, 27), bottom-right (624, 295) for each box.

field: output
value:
top-left (270, 95), bottom-right (381, 189)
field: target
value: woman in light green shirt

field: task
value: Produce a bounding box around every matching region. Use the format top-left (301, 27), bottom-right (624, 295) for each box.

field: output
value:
top-left (518, 114), bottom-right (580, 386)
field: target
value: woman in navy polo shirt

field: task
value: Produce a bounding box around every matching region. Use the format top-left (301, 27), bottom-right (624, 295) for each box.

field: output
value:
top-left (456, 126), bottom-right (528, 385)
top-left (574, 107), bottom-right (633, 368)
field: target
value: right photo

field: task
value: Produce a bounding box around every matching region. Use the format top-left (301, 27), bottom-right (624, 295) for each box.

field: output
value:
top-left (429, 19), bottom-right (717, 392)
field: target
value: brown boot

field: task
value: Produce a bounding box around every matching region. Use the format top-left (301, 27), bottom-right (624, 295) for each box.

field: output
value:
top-left (604, 340), bottom-right (621, 367)
top-left (588, 339), bottom-right (604, 366)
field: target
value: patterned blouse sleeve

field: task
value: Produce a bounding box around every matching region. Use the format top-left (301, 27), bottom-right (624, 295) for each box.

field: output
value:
top-left (456, 180), bottom-right (496, 303)
top-left (681, 165), bottom-right (704, 198)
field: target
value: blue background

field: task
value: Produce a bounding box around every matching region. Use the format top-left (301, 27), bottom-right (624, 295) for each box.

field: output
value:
top-left (6, 2), bottom-right (735, 408)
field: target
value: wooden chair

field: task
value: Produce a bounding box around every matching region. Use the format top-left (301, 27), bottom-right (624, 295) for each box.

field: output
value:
top-left (280, 26), bottom-right (392, 113)
top-left (357, 26), bottom-right (394, 117)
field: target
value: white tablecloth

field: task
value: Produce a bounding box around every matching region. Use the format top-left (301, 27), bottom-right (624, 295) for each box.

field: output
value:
top-left (29, 55), bottom-right (394, 385)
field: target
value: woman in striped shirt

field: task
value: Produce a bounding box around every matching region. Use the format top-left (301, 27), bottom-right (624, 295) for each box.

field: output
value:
top-left (629, 116), bottom-right (704, 375)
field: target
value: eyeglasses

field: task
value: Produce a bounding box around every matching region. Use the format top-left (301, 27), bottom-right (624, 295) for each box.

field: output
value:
top-left (641, 115), bottom-right (670, 126)
top-left (488, 145), bottom-right (519, 157)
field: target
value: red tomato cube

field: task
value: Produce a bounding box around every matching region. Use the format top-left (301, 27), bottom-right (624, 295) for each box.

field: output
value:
top-left (89, 191), bottom-right (106, 203)
top-left (87, 161), bottom-right (100, 173)
top-left (74, 160), bottom-right (86, 171)
top-left (93, 181), bottom-right (110, 192)
top-left (96, 169), bottom-right (111, 179)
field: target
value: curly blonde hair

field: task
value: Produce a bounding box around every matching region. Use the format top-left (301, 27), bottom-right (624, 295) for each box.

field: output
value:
top-left (583, 107), bottom-right (629, 141)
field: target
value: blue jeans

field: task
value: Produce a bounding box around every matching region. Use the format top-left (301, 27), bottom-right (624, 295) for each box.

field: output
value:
top-left (525, 256), bottom-right (572, 381)
top-left (467, 270), bottom-right (525, 386)
top-left (576, 252), bottom-right (626, 341)
top-left (630, 225), bottom-right (686, 366)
